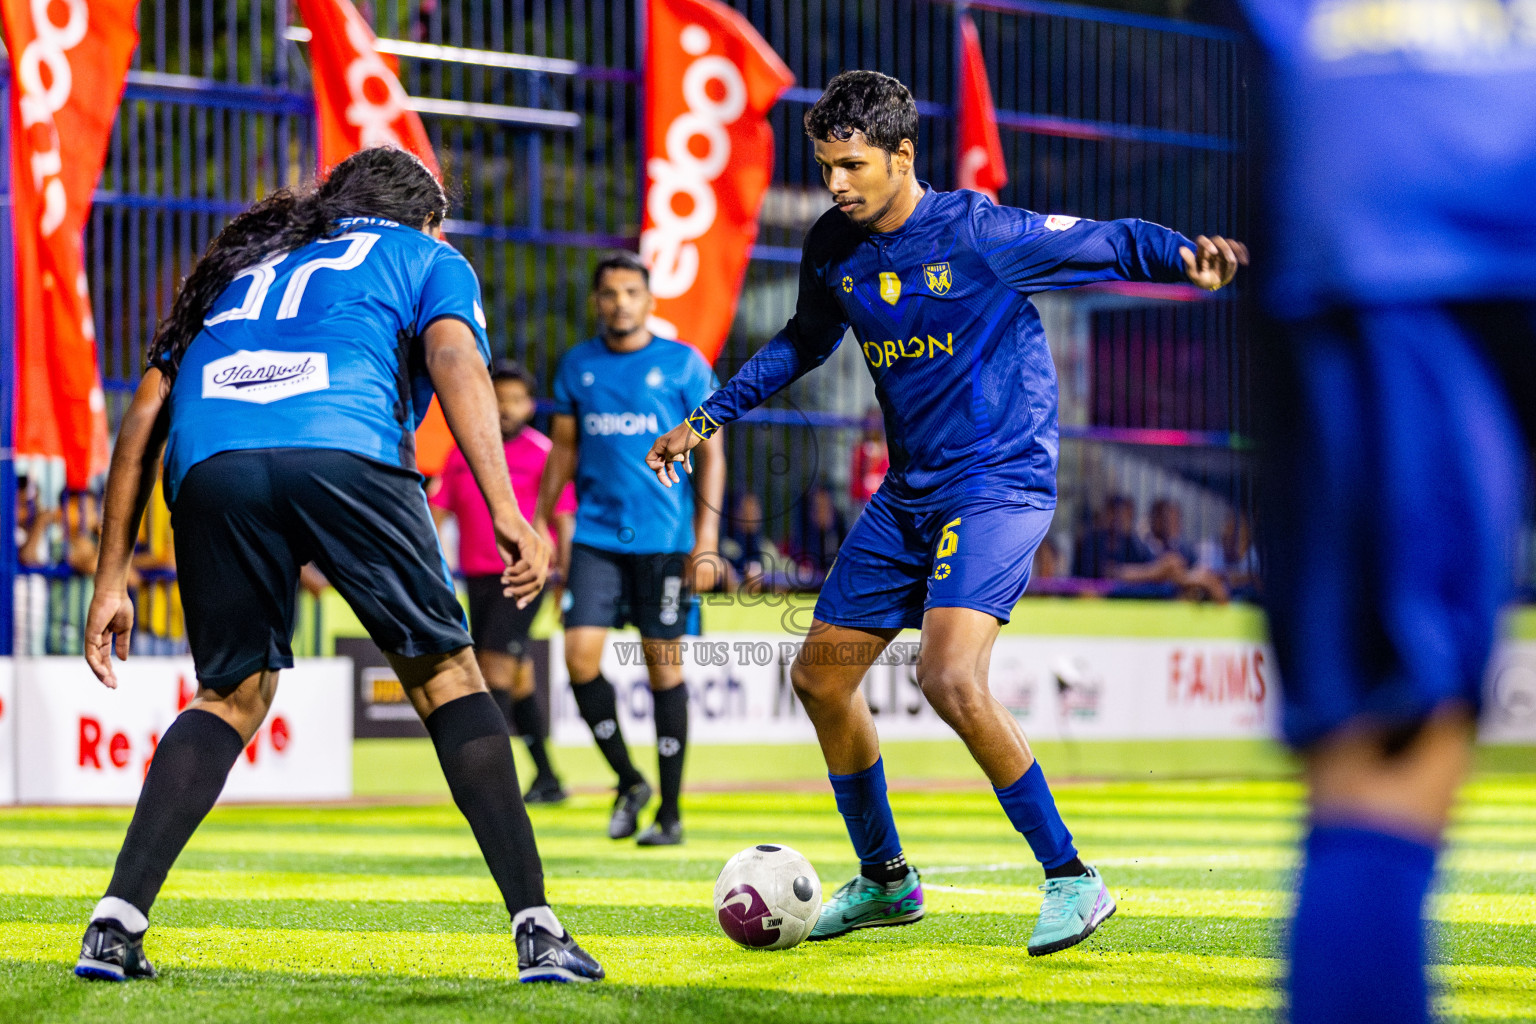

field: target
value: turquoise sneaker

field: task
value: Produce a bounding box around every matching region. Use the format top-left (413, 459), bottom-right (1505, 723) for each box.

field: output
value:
top-left (1027, 865), bottom-right (1116, 956)
top-left (807, 868), bottom-right (925, 941)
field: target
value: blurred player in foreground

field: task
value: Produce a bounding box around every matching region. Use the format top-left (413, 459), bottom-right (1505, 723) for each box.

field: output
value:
top-left (1240, 4), bottom-right (1536, 1021)
top-left (433, 359), bottom-right (576, 804)
top-left (75, 147), bottom-right (602, 984)
top-left (649, 71), bottom-right (1245, 954)
top-left (537, 253), bottom-right (724, 846)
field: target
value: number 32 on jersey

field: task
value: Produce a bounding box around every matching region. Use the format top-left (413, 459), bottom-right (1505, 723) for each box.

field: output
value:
top-left (204, 232), bottom-right (379, 326)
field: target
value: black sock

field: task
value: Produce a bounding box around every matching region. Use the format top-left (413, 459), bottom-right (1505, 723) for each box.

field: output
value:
top-left (511, 695), bottom-right (556, 781)
top-left (1044, 857), bottom-right (1090, 879)
top-left (425, 692), bottom-right (545, 918)
top-left (489, 687), bottom-right (515, 728)
top-left (651, 685), bottom-right (689, 826)
top-left (571, 675), bottom-right (644, 791)
top-left (861, 851), bottom-right (910, 887)
top-left (105, 708), bottom-right (246, 915)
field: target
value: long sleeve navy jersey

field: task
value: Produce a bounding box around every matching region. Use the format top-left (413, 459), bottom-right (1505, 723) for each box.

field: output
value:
top-left (1239, 0), bottom-right (1536, 315)
top-left (690, 187), bottom-right (1195, 510)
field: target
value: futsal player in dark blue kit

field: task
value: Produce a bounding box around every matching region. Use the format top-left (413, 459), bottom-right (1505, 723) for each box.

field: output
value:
top-left (649, 71), bottom-right (1247, 954)
top-left (73, 148), bottom-right (602, 984)
top-left (1238, 4), bottom-right (1536, 1021)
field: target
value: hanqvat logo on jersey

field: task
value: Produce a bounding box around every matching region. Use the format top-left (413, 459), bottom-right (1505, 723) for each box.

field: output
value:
top-left (202, 350), bottom-right (330, 405)
top-left (1044, 215), bottom-right (1079, 232)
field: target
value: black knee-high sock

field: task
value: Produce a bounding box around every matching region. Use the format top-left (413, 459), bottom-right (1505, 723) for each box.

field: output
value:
top-left (652, 685), bottom-right (689, 825)
top-left (489, 687), bottom-right (515, 727)
top-left (105, 708), bottom-right (246, 915)
top-left (511, 695), bottom-right (556, 780)
top-left (425, 692), bottom-right (545, 917)
top-left (571, 675), bottom-right (644, 790)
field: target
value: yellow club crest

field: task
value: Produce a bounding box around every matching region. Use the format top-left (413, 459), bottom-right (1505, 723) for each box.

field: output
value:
top-left (879, 272), bottom-right (902, 305)
top-left (923, 262), bottom-right (952, 295)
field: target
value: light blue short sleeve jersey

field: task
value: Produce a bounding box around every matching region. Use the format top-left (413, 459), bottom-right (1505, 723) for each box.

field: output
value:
top-left (553, 336), bottom-right (718, 553)
top-left (160, 217), bottom-right (491, 503)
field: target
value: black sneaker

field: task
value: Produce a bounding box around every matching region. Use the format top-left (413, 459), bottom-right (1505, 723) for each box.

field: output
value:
top-left (635, 819), bottom-right (683, 846)
top-left (523, 774), bottom-right (568, 805)
top-left (75, 918), bottom-right (156, 981)
top-left (516, 917), bottom-right (605, 983)
top-left (607, 780), bottom-right (652, 840)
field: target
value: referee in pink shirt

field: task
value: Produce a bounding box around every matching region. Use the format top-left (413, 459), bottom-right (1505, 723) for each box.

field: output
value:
top-left (432, 360), bottom-right (576, 803)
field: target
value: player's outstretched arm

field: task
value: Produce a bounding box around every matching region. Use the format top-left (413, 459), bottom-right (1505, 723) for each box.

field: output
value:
top-left (424, 317), bottom-right (549, 607)
top-left (86, 369), bottom-right (171, 687)
top-left (1179, 235), bottom-right (1249, 291)
top-left (976, 202), bottom-right (1246, 294)
top-left (649, 217), bottom-right (852, 487)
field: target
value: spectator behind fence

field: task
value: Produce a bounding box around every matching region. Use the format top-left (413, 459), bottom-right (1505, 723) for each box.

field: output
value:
top-left (1147, 498), bottom-right (1198, 565)
top-left (792, 483), bottom-right (849, 584)
top-left (1074, 494), bottom-right (1227, 601)
top-left (1072, 495), bottom-right (1151, 579)
top-left (720, 492), bottom-right (784, 590)
top-left (1199, 513), bottom-right (1259, 600)
top-left (849, 405), bottom-right (889, 510)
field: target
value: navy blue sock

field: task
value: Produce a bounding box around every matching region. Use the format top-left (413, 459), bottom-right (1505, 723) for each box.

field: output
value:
top-left (828, 756), bottom-right (905, 884)
top-left (994, 761), bottom-right (1079, 871)
top-left (1289, 823), bottom-right (1436, 1024)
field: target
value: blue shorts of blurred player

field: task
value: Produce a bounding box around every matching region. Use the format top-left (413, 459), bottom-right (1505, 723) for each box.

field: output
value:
top-left (1262, 301), bottom-right (1536, 749)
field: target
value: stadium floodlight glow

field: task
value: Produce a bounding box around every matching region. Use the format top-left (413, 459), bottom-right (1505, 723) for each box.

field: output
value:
top-left (283, 26), bottom-right (580, 77)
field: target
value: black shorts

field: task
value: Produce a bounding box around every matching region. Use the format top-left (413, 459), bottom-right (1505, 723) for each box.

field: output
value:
top-left (465, 575), bottom-right (544, 659)
top-left (172, 448), bottom-right (471, 690)
top-left (564, 543), bottom-right (691, 640)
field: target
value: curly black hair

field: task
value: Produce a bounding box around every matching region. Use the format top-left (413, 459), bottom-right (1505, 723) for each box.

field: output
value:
top-left (803, 70), bottom-right (918, 156)
top-left (147, 146), bottom-right (447, 378)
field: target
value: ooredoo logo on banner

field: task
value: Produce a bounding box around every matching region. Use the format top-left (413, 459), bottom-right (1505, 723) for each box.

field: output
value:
top-left (15, 657), bottom-right (352, 804)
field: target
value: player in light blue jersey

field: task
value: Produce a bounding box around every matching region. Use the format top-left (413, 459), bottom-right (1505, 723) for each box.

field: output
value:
top-left (1238, 3), bottom-right (1536, 1021)
top-left (536, 252), bottom-right (724, 846)
top-left (74, 148), bottom-right (602, 985)
top-left (649, 72), bottom-right (1245, 955)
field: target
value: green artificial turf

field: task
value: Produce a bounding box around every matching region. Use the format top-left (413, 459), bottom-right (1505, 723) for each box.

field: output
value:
top-left (1, 765), bottom-right (1532, 1023)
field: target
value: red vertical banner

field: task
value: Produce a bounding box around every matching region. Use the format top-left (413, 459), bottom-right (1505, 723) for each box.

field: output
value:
top-left (641, 0), bottom-right (793, 363)
top-left (956, 14), bottom-right (1008, 203)
top-left (4, 0), bottom-right (138, 491)
top-left (295, 0), bottom-right (440, 178)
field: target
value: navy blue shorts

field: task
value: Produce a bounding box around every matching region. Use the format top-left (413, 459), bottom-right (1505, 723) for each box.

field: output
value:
top-left (172, 448), bottom-right (471, 690)
top-left (815, 489), bottom-right (1054, 631)
top-left (465, 576), bottom-right (544, 659)
top-left (564, 543), bottom-right (694, 639)
top-left (1261, 302), bottom-right (1536, 748)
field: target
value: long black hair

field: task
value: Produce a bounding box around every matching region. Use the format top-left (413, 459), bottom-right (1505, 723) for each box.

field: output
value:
top-left (147, 146), bottom-right (447, 378)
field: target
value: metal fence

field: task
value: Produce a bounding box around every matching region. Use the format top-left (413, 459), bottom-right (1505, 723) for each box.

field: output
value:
top-left (5, 0), bottom-right (1253, 654)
